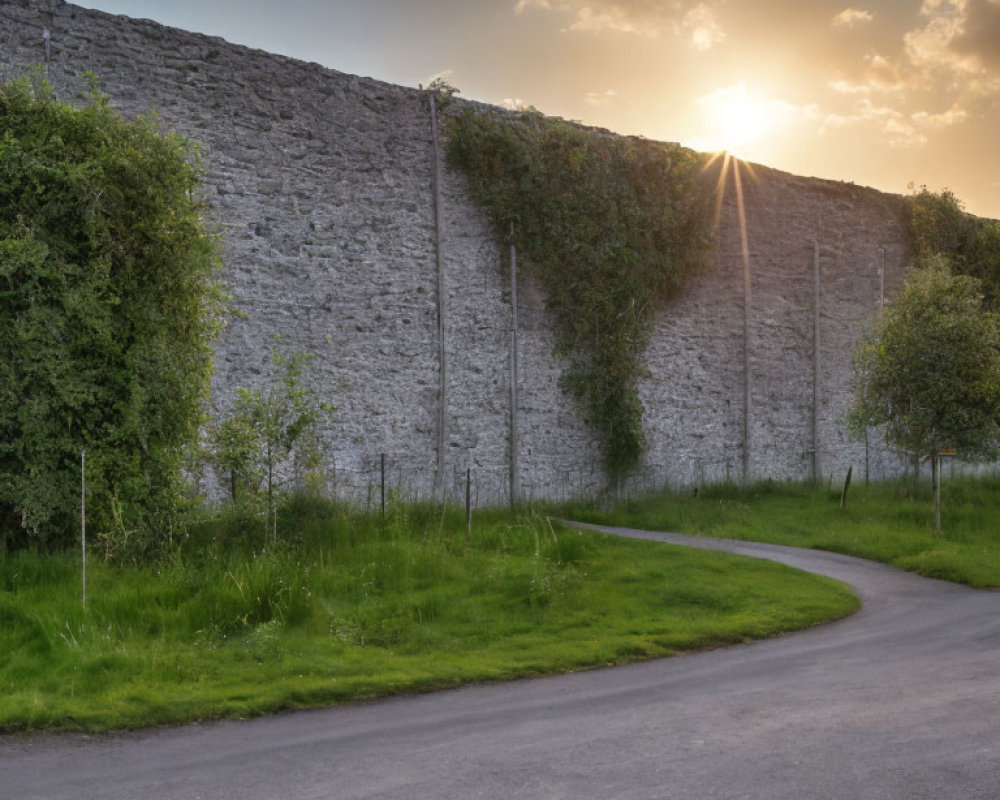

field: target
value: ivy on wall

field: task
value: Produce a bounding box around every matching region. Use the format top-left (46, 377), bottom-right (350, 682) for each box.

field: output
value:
top-left (447, 107), bottom-right (713, 482)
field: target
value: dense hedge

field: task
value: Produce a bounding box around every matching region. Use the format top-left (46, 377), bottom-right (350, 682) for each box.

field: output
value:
top-left (0, 77), bottom-right (220, 550)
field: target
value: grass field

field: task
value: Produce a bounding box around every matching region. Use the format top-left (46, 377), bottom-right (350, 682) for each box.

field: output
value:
top-left (566, 474), bottom-right (1000, 588)
top-left (0, 496), bottom-right (856, 732)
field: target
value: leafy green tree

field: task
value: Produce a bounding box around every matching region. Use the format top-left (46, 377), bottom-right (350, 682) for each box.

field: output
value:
top-left (849, 259), bottom-right (1000, 530)
top-left (208, 350), bottom-right (331, 542)
top-left (0, 77), bottom-right (220, 551)
top-left (906, 185), bottom-right (1000, 308)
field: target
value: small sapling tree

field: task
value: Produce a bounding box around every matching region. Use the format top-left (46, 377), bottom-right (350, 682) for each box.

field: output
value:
top-left (209, 349), bottom-right (331, 541)
top-left (849, 258), bottom-right (1000, 530)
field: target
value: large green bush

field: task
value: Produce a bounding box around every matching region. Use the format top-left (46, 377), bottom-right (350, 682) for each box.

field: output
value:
top-left (0, 77), bottom-right (220, 550)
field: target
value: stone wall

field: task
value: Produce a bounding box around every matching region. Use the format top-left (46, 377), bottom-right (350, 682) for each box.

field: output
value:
top-left (1, 0), bottom-right (914, 503)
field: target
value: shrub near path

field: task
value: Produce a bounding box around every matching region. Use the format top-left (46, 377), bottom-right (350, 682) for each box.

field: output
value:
top-left (0, 499), bottom-right (856, 732)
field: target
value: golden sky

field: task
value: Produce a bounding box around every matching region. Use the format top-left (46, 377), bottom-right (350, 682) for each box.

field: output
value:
top-left (78, 0), bottom-right (1000, 218)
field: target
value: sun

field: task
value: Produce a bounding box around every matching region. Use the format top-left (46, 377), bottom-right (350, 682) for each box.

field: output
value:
top-left (686, 82), bottom-right (784, 159)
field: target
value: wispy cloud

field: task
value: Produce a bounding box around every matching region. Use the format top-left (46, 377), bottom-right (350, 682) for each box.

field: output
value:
top-left (566, 6), bottom-right (659, 36)
top-left (584, 88), bottom-right (618, 106)
top-left (820, 97), bottom-right (969, 148)
top-left (514, 0), bottom-right (556, 13)
top-left (832, 8), bottom-right (874, 28)
top-left (423, 68), bottom-right (456, 87)
top-left (682, 3), bottom-right (725, 50)
top-left (511, 0), bottom-right (726, 47)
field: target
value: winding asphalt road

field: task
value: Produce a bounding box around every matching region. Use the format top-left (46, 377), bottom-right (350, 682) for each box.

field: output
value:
top-left (3, 525), bottom-right (1000, 799)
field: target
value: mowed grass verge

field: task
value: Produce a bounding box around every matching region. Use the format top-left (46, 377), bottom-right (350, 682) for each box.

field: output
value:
top-left (0, 497), bottom-right (856, 732)
top-left (566, 474), bottom-right (1000, 588)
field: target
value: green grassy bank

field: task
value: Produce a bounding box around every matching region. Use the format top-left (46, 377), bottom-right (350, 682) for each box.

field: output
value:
top-left (567, 475), bottom-right (1000, 588)
top-left (0, 497), bottom-right (856, 732)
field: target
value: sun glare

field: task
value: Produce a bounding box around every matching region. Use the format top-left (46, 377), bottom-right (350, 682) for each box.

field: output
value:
top-left (686, 82), bottom-right (783, 159)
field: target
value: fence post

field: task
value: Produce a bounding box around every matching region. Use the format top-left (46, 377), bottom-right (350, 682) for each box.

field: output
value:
top-left (465, 468), bottom-right (473, 543)
top-left (380, 452), bottom-right (386, 519)
top-left (81, 448), bottom-right (86, 610)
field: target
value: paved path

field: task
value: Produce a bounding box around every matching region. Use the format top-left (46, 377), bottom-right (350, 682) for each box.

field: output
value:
top-left (3, 525), bottom-right (1000, 799)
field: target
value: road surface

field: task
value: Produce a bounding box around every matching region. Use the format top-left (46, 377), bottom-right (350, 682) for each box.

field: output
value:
top-left (3, 525), bottom-right (999, 799)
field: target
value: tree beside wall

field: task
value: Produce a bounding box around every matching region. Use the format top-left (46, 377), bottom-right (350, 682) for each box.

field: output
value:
top-left (849, 259), bottom-right (1000, 530)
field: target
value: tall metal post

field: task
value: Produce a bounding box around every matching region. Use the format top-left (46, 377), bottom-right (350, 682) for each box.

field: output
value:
top-left (81, 448), bottom-right (86, 610)
top-left (429, 92), bottom-right (447, 497)
top-left (878, 247), bottom-right (885, 322)
top-left (509, 222), bottom-right (520, 507)
top-left (813, 240), bottom-right (821, 482)
top-left (733, 160), bottom-right (752, 480)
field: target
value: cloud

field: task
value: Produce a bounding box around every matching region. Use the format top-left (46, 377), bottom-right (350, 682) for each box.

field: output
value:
top-left (584, 88), bottom-right (618, 106)
top-left (819, 95), bottom-right (970, 148)
top-left (566, 5), bottom-right (659, 36)
top-left (951, 0), bottom-right (1000, 70)
top-left (423, 68), bottom-right (456, 87)
top-left (514, 0), bottom-right (556, 13)
top-left (511, 0), bottom-right (726, 47)
top-left (832, 8), bottom-right (874, 28)
top-left (901, 0), bottom-right (1000, 80)
top-left (682, 3), bottom-right (725, 50)
top-left (904, 1), bottom-right (983, 75)
top-left (911, 105), bottom-right (969, 128)
top-left (827, 53), bottom-right (907, 98)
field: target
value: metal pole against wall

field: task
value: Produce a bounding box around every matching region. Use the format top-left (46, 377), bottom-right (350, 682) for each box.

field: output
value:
top-left (42, 28), bottom-right (51, 77)
top-left (733, 160), bottom-right (752, 480)
top-left (813, 240), bottom-right (821, 482)
top-left (465, 467), bottom-right (473, 543)
top-left (509, 222), bottom-right (520, 507)
top-left (81, 448), bottom-right (86, 610)
top-left (878, 247), bottom-right (885, 322)
top-left (428, 92), bottom-right (447, 497)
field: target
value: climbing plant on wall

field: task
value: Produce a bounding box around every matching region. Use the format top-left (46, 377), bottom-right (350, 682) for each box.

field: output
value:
top-left (447, 107), bottom-right (713, 482)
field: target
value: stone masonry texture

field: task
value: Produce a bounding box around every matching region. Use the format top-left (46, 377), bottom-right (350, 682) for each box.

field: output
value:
top-left (1, 0), bottom-right (918, 503)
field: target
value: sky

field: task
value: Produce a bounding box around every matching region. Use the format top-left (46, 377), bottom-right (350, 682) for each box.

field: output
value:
top-left (74, 0), bottom-right (1000, 218)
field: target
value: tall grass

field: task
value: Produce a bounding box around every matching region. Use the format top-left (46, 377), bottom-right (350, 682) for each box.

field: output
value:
top-left (0, 496), bottom-right (856, 732)
top-left (565, 474), bottom-right (1000, 587)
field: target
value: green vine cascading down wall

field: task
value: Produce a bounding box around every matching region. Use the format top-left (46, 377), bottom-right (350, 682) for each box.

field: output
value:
top-left (447, 105), bottom-right (714, 481)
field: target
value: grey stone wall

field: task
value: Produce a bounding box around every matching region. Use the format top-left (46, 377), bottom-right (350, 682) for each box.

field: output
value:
top-left (1, 0), bottom-right (916, 502)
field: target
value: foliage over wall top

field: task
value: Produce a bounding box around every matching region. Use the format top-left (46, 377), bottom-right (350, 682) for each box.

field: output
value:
top-left (904, 185), bottom-right (1000, 307)
top-left (446, 103), bottom-right (714, 481)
